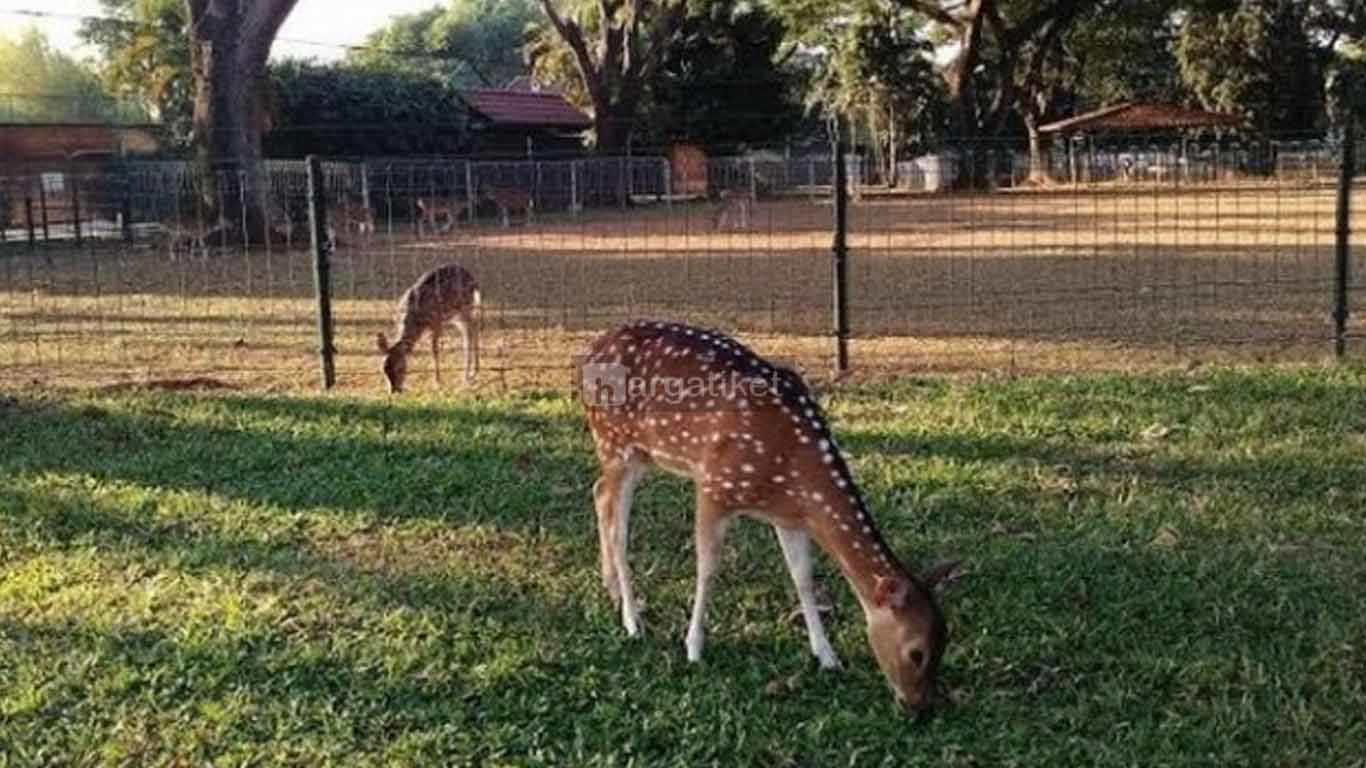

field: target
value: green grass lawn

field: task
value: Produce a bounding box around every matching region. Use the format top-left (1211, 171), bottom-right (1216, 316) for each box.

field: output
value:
top-left (2, 368), bottom-right (1365, 766)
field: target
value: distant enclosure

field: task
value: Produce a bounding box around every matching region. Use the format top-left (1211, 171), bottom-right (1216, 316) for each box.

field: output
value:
top-left (2, 135), bottom-right (1363, 393)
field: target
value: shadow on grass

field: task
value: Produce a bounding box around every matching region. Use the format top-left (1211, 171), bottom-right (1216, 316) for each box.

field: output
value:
top-left (0, 393), bottom-right (595, 535)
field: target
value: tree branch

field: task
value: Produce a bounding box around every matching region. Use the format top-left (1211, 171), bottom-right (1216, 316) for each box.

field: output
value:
top-left (242, 0), bottom-right (299, 61)
top-left (893, 0), bottom-right (969, 28)
top-left (539, 0), bottom-right (604, 104)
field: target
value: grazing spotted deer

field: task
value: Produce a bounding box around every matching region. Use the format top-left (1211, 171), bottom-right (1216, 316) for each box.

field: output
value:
top-left (579, 321), bottom-right (961, 715)
top-left (416, 197), bottom-right (467, 236)
top-left (166, 229), bottom-right (209, 262)
top-left (335, 197), bottom-right (376, 237)
top-left (376, 263), bottom-right (481, 392)
top-left (484, 187), bottom-right (534, 228)
top-left (711, 189), bottom-right (754, 231)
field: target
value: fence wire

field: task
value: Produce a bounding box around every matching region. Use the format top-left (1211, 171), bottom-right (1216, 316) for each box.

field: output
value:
top-left (2, 137), bottom-right (1363, 394)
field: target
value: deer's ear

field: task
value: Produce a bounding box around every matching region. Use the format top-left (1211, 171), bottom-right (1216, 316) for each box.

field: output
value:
top-left (872, 575), bottom-right (910, 609)
top-left (920, 560), bottom-right (965, 594)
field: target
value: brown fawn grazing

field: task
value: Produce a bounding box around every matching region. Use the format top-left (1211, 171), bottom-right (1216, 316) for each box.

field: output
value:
top-left (416, 197), bottom-right (467, 236)
top-left (711, 189), bottom-right (754, 231)
top-left (376, 263), bottom-right (481, 392)
top-left (484, 187), bottom-right (534, 227)
top-left (335, 198), bottom-right (376, 237)
top-left (579, 321), bottom-right (961, 715)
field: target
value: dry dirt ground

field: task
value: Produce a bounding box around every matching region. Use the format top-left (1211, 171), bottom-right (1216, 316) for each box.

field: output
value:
top-left (3, 184), bottom-right (1365, 394)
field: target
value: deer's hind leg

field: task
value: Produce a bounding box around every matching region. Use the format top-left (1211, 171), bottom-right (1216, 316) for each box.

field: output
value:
top-left (454, 312), bottom-right (477, 384)
top-left (686, 491), bottom-right (731, 662)
top-left (593, 453), bottom-right (648, 636)
top-left (429, 325), bottom-right (443, 385)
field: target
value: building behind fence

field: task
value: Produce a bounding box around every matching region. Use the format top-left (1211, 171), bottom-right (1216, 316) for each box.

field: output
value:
top-left (2, 134), bottom-right (1364, 393)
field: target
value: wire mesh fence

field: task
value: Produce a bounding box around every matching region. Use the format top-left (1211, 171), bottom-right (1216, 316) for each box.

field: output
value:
top-left (2, 135), bottom-right (1363, 395)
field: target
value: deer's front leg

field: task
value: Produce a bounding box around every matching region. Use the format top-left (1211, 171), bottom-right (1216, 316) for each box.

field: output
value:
top-left (430, 326), bottom-right (443, 385)
top-left (775, 526), bottom-right (841, 670)
top-left (687, 493), bottom-right (731, 663)
top-left (457, 315), bottom-right (477, 385)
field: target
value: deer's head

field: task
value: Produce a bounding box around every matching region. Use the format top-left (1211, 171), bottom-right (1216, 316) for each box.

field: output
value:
top-left (864, 560), bottom-right (962, 716)
top-left (376, 332), bottom-right (407, 393)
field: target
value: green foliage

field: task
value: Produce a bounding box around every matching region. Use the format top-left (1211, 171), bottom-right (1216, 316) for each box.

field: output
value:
top-left (79, 0), bottom-right (189, 140)
top-left (779, 1), bottom-right (944, 159)
top-left (3, 368), bottom-right (1366, 762)
top-left (0, 27), bottom-right (139, 124)
top-left (1177, 0), bottom-right (1327, 136)
top-left (265, 60), bottom-right (472, 157)
top-left (1067, 1), bottom-right (1184, 109)
top-left (637, 0), bottom-right (808, 150)
top-left (350, 0), bottom-right (539, 88)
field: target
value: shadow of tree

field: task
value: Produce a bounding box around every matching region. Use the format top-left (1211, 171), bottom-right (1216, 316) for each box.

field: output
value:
top-left (0, 394), bottom-right (595, 535)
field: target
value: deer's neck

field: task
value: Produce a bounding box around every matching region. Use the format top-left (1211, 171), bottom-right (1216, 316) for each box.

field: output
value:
top-left (798, 484), bottom-right (906, 612)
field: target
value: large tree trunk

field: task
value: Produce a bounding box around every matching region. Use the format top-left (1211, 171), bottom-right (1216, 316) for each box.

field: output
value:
top-left (186, 0), bottom-right (297, 245)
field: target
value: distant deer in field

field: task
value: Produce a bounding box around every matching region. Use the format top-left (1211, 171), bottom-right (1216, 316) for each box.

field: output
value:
top-left (483, 187), bottom-right (534, 228)
top-left (579, 321), bottom-right (962, 715)
top-left (333, 197), bottom-right (376, 238)
top-left (416, 197), bottom-right (467, 236)
top-left (166, 229), bottom-right (209, 262)
top-left (711, 189), bottom-right (754, 231)
top-left (376, 263), bottom-right (481, 392)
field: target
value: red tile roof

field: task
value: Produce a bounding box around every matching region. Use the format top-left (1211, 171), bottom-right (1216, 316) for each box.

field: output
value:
top-left (461, 89), bottom-right (592, 130)
top-left (1039, 103), bottom-right (1244, 134)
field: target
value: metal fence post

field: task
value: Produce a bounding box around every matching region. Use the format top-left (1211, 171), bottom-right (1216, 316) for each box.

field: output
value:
top-left (24, 195), bottom-right (35, 246)
top-left (306, 155), bottom-right (337, 390)
top-left (70, 177), bottom-right (82, 245)
top-left (1335, 115), bottom-right (1355, 359)
top-left (662, 159), bottom-right (672, 211)
top-left (120, 175), bottom-right (133, 243)
top-left (37, 180), bottom-right (49, 242)
top-left (832, 119), bottom-right (851, 374)
top-left (465, 160), bottom-right (476, 223)
top-left (571, 160), bottom-right (580, 214)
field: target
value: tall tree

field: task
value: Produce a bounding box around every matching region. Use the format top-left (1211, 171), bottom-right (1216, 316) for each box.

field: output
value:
top-left (795, 3), bottom-right (944, 176)
top-left (81, 0), bottom-right (193, 145)
top-left (1177, 0), bottom-right (1328, 136)
top-left (637, 0), bottom-right (806, 151)
top-left (184, 0), bottom-right (297, 170)
top-left (349, 0), bottom-right (539, 88)
top-left (177, 0), bottom-right (298, 240)
top-left (534, 0), bottom-right (688, 151)
top-left (0, 28), bottom-right (132, 123)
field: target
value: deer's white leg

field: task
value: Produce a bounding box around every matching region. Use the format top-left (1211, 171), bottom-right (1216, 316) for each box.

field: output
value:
top-left (603, 456), bottom-right (647, 636)
top-left (430, 327), bottom-right (443, 385)
top-left (686, 495), bottom-right (730, 663)
top-left (592, 474), bottom-right (620, 606)
top-left (774, 526), bottom-right (841, 670)
top-left (456, 317), bottom-right (475, 384)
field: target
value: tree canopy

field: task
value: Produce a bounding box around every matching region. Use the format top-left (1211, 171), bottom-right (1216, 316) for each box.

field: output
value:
top-left (266, 60), bottom-right (471, 157)
top-left (80, 0), bottom-right (190, 141)
top-left (39, 0), bottom-right (1366, 168)
top-left (0, 27), bottom-right (139, 124)
top-left (349, 0), bottom-right (539, 88)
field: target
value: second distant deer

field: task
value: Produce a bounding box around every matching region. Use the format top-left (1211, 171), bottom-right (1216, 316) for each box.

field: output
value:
top-left (376, 263), bottom-right (481, 393)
